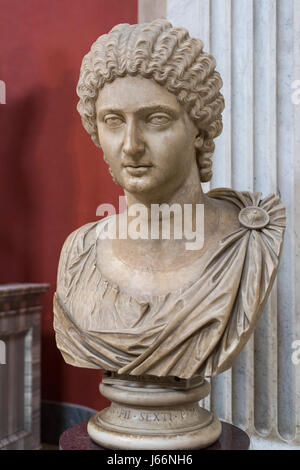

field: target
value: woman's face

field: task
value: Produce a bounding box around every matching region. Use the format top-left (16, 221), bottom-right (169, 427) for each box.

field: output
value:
top-left (96, 75), bottom-right (200, 200)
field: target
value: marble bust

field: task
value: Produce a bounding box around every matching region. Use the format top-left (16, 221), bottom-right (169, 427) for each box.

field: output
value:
top-left (54, 20), bottom-right (286, 449)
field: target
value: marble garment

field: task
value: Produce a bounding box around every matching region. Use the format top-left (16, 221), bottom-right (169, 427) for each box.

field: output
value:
top-left (54, 188), bottom-right (285, 378)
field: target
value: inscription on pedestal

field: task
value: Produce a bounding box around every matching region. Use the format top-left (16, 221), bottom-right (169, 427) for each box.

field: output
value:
top-left (108, 405), bottom-right (201, 423)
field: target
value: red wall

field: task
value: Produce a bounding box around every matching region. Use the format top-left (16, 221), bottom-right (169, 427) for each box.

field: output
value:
top-left (0, 0), bottom-right (137, 410)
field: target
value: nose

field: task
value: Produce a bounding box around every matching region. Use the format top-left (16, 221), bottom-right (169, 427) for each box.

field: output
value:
top-left (122, 119), bottom-right (145, 158)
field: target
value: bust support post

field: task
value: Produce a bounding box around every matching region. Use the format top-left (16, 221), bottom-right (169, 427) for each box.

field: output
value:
top-left (87, 372), bottom-right (221, 450)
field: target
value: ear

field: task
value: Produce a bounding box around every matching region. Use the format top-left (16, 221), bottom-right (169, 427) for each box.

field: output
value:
top-left (195, 132), bottom-right (204, 150)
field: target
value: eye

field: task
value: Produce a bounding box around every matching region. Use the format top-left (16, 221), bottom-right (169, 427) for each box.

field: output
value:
top-left (147, 113), bottom-right (171, 126)
top-left (104, 114), bottom-right (124, 128)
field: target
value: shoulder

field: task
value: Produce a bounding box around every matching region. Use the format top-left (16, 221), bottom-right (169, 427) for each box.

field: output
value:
top-left (59, 221), bottom-right (98, 261)
top-left (57, 216), bottom-right (117, 277)
top-left (204, 189), bottom-right (241, 237)
top-left (55, 216), bottom-right (118, 302)
top-left (206, 187), bottom-right (285, 213)
top-left (206, 187), bottom-right (286, 236)
top-left (56, 221), bottom-right (100, 289)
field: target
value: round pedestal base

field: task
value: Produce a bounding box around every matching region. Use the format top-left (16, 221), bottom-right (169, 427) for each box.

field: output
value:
top-left (87, 375), bottom-right (221, 450)
top-left (88, 408), bottom-right (221, 450)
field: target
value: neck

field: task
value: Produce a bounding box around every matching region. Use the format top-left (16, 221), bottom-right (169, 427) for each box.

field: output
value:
top-left (112, 167), bottom-right (211, 270)
top-left (124, 166), bottom-right (205, 211)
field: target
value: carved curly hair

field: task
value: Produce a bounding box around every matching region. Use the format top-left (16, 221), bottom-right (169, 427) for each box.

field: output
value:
top-left (77, 19), bottom-right (225, 182)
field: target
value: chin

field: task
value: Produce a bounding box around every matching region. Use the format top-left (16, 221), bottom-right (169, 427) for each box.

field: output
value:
top-left (122, 176), bottom-right (158, 194)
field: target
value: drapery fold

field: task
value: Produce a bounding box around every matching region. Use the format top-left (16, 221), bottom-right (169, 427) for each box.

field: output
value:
top-left (54, 188), bottom-right (285, 378)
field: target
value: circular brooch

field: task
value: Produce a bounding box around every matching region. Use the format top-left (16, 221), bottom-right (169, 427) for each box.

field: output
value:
top-left (238, 206), bottom-right (270, 230)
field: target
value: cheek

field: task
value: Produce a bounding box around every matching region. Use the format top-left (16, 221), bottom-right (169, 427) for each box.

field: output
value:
top-left (98, 134), bottom-right (119, 163)
top-left (162, 124), bottom-right (193, 149)
top-left (97, 125), bottom-right (121, 151)
top-left (153, 131), bottom-right (194, 167)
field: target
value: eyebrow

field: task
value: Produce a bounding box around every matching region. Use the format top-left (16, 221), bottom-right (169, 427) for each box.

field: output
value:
top-left (97, 104), bottom-right (179, 119)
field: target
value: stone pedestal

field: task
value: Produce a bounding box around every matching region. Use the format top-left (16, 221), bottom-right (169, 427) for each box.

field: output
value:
top-left (87, 372), bottom-right (222, 450)
top-left (0, 283), bottom-right (49, 450)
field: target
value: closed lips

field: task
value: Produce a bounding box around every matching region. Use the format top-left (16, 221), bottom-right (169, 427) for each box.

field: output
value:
top-left (124, 164), bottom-right (152, 167)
